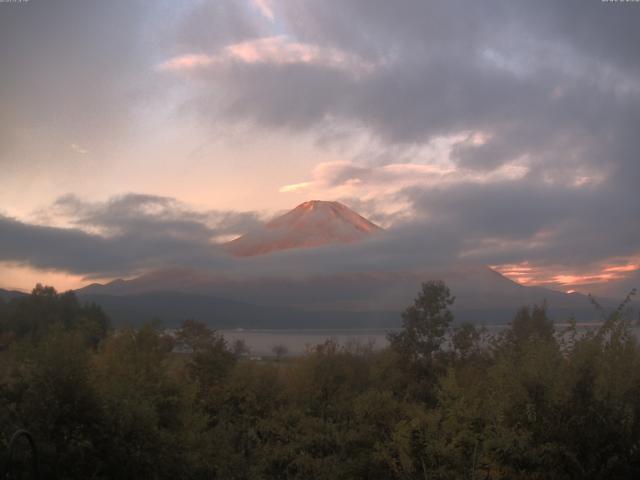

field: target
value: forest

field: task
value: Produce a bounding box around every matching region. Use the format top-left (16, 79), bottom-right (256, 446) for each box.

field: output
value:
top-left (1, 282), bottom-right (639, 479)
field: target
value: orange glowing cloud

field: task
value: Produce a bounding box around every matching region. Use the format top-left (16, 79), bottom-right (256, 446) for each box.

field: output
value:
top-left (493, 257), bottom-right (640, 292)
top-left (0, 262), bottom-right (118, 293)
top-left (552, 273), bottom-right (619, 286)
top-left (603, 263), bottom-right (640, 273)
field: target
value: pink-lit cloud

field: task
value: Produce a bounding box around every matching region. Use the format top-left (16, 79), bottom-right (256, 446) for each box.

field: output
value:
top-left (279, 156), bottom-right (529, 202)
top-left (276, 156), bottom-right (533, 228)
top-left (493, 257), bottom-right (640, 293)
top-left (157, 36), bottom-right (375, 75)
top-left (157, 53), bottom-right (217, 72)
top-left (70, 143), bottom-right (88, 155)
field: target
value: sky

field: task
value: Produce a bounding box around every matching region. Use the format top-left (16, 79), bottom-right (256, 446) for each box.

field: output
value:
top-left (1, 0), bottom-right (639, 296)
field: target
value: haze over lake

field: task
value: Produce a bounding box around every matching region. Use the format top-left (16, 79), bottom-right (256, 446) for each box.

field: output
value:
top-left (220, 322), bottom-right (632, 356)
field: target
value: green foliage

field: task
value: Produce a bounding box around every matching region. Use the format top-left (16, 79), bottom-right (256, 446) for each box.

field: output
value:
top-left (388, 280), bottom-right (455, 362)
top-left (0, 284), bottom-right (110, 348)
top-left (3, 329), bottom-right (102, 478)
top-left (504, 303), bottom-right (555, 348)
top-left (176, 319), bottom-right (238, 396)
top-left (90, 325), bottom-right (197, 478)
top-left (1, 283), bottom-right (640, 478)
top-left (387, 280), bottom-right (456, 403)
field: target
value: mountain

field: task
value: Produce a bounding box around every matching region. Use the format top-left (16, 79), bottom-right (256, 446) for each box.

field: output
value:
top-left (73, 200), bottom-right (613, 327)
top-left (76, 264), bottom-right (605, 327)
top-left (0, 288), bottom-right (27, 301)
top-left (77, 291), bottom-right (398, 329)
top-left (226, 200), bottom-right (382, 256)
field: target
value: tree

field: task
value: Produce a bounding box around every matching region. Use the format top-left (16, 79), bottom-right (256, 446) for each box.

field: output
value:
top-left (503, 302), bottom-right (554, 349)
top-left (91, 324), bottom-right (189, 479)
top-left (175, 319), bottom-right (237, 395)
top-left (272, 344), bottom-right (288, 361)
top-left (388, 280), bottom-right (455, 363)
top-left (7, 329), bottom-right (103, 478)
top-left (0, 284), bottom-right (110, 347)
top-left (386, 281), bottom-right (455, 403)
top-left (231, 339), bottom-right (250, 357)
top-left (175, 318), bottom-right (215, 353)
top-left (450, 322), bottom-right (485, 362)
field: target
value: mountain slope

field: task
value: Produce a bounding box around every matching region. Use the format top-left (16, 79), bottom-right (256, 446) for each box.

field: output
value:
top-left (0, 288), bottom-right (28, 301)
top-left (76, 264), bottom-right (605, 326)
top-left (77, 291), bottom-right (398, 328)
top-left (72, 200), bottom-right (616, 327)
top-left (226, 200), bottom-right (381, 256)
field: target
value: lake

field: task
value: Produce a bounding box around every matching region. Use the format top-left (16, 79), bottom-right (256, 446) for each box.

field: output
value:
top-left (219, 322), bottom-right (617, 357)
top-left (220, 328), bottom-right (393, 356)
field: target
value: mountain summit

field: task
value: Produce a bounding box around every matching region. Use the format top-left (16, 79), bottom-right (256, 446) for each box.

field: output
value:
top-left (226, 200), bottom-right (382, 257)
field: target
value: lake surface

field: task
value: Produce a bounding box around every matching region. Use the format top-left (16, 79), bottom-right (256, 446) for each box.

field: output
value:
top-left (219, 323), bottom-right (620, 357)
top-left (220, 328), bottom-right (393, 356)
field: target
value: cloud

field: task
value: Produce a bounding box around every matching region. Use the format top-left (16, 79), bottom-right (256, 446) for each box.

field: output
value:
top-left (157, 54), bottom-right (216, 72)
top-left (159, 35), bottom-right (375, 76)
top-left (278, 157), bottom-right (529, 224)
top-left (0, 185), bottom-right (476, 281)
top-left (279, 181), bottom-right (312, 193)
top-left (252, 0), bottom-right (275, 21)
top-left (156, 0), bottom-right (640, 294)
top-left (493, 258), bottom-right (640, 295)
top-left (167, 0), bottom-right (639, 174)
top-left (52, 193), bottom-right (263, 240)
top-left (0, 197), bottom-right (451, 281)
top-left (0, 194), bottom-right (263, 277)
top-left (70, 143), bottom-right (88, 155)
top-left (1, 188), bottom-right (638, 296)
top-left (2, 1), bottom-right (639, 297)
top-left (282, 159), bottom-right (528, 193)
top-left (399, 176), bottom-right (640, 292)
